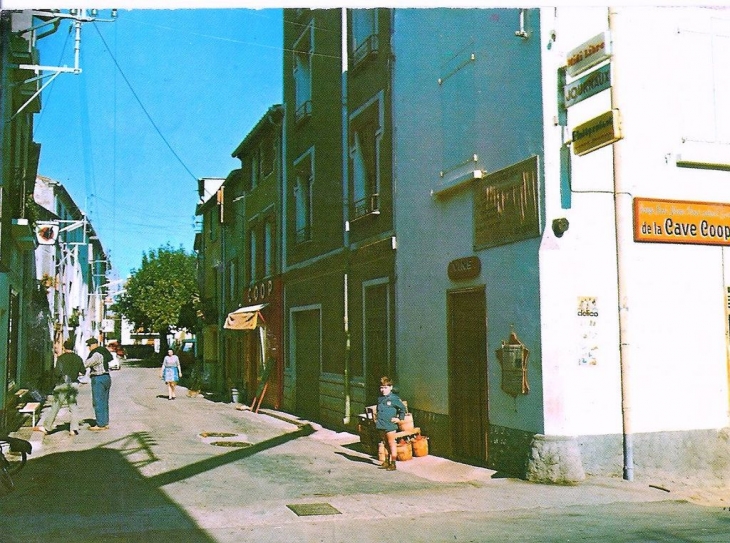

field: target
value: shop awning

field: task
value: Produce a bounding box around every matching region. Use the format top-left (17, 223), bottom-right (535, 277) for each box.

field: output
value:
top-left (224, 303), bottom-right (268, 330)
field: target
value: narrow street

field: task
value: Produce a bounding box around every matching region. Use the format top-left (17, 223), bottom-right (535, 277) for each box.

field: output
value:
top-left (3, 362), bottom-right (730, 543)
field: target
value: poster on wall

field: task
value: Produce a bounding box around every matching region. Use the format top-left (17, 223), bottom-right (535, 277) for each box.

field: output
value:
top-left (577, 296), bottom-right (599, 366)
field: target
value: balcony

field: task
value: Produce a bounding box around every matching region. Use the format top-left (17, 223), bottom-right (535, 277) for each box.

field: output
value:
top-left (295, 100), bottom-right (312, 124)
top-left (352, 34), bottom-right (379, 68)
top-left (295, 225), bottom-right (311, 244)
top-left (351, 193), bottom-right (380, 221)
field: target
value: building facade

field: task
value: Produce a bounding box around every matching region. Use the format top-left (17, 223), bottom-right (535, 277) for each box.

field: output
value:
top-left (223, 105), bottom-right (284, 408)
top-left (281, 8), bottom-right (396, 427)
top-left (34, 175), bottom-right (110, 359)
top-left (1, 10), bottom-right (43, 431)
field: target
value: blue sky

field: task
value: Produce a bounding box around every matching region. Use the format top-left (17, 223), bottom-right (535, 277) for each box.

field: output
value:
top-left (34, 8), bottom-right (283, 279)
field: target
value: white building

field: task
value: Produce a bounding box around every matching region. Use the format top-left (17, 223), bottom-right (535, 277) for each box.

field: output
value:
top-left (34, 175), bottom-right (110, 358)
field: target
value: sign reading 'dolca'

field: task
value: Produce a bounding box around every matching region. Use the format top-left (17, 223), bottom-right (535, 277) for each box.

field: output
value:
top-left (566, 31), bottom-right (612, 77)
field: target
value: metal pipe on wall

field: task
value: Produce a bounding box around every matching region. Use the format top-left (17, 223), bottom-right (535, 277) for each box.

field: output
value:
top-left (608, 6), bottom-right (634, 481)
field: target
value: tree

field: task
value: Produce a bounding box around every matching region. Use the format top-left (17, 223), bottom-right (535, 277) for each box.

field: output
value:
top-left (117, 244), bottom-right (199, 356)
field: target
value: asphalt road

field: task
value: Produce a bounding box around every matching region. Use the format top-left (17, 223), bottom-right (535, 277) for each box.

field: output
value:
top-left (2, 360), bottom-right (730, 543)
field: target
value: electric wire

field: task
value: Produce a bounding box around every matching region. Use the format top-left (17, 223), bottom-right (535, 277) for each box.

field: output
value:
top-left (35, 26), bottom-right (72, 130)
top-left (126, 11), bottom-right (341, 61)
top-left (92, 21), bottom-right (198, 181)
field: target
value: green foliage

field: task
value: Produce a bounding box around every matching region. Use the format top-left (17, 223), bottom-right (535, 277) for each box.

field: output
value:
top-left (117, 244), bottom-right (199, 335)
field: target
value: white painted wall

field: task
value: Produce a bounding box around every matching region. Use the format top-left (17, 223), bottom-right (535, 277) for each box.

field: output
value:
top-left (540, 7), bottom-right (730, 438)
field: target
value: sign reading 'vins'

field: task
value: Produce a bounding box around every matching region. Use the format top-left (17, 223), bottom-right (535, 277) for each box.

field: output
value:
top-left (473, 156), bottom-right (540, 250)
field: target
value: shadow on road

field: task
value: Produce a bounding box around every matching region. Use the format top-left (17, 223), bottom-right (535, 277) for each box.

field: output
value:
top-left (0, 446), bottom-right (215, 543)
top-left (147, 423), bottom-right (314, 487)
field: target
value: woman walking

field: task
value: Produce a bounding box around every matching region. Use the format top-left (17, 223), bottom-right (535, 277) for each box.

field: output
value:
top-left (160, 349), bottom-right (182, 400)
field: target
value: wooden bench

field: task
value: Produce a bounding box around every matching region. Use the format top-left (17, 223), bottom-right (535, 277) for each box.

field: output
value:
top-left (18, 402), bottom-right (41, 427)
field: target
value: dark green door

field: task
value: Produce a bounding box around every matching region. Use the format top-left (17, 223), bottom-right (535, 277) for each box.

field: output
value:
top-left (448, 288), bottom-right (488, 463)
top-left (294, 309), bottom-right (321, 421)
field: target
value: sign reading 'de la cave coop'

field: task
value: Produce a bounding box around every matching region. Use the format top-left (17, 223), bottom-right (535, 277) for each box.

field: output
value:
top-left (634, 198), bottom-right (730, 246)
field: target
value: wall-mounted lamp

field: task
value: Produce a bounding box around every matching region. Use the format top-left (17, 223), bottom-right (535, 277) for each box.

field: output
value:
top-left (552, 218), bottom-right (570, 238)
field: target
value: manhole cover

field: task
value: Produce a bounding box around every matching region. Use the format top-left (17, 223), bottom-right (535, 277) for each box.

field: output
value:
top-left (210, 441), bottom-right (252, 448)
top-left (287, 503), bottom-right (341, 517)
top-left (200, 432), bottom-right (237, 438)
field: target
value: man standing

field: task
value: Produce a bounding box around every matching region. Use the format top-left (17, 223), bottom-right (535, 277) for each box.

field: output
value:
top-left (38, 338), bottom-right (85, 436)
top-left (85, 337), bottom-right (112, 430)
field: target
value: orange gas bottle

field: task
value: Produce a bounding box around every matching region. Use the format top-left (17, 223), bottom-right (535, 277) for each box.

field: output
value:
top-left (396, 439), bottom-right (413, 461)
top-left (412, 435), bottom-right (429, 457)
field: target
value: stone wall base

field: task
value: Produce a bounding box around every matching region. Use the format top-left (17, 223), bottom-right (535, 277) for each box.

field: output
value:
top-left (526, 434), bottom-right (586, 484)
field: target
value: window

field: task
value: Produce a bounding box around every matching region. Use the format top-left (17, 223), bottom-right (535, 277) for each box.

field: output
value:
top-left (264, 219), bottom-right (274, 277)
top-left (261, 134), bottom-right (275, 177)
top-left (248, 228), bottom-right (257, 282)
top-left (351, 9), bottom-right (379, 66)
top-left (293, 24), bottom-right (313, 123)
top-left (228, 259), bottom-right (237, 300)
top-left (673, 19), bottom-right (730, 169)
top-left (677, 21), bottom-right (730, 145)
top-left (251, 148), bottom-right (260, 189)
top-left (349, 96), bottom-right (382, 219)
top-left (294, 151), bottom-right (313, 243)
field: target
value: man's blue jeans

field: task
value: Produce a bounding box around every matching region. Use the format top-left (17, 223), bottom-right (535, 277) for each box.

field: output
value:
top-left (90, 373), bottom-right (111, 427)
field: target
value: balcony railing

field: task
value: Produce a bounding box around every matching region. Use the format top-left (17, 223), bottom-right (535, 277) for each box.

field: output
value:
top-left (295, 224), bottom-right (311, 244)
top-left (352, 34), bottom-right (379, 67)
top-left (295, 100), bottom-right (312, 123)
top-left (352, 193), bottom-right (380, 221)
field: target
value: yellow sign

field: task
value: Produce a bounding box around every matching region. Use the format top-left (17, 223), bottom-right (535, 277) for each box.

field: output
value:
top-left (634, 198), bottom-right (730, 246)
top-left (572, 109), bottom-right (622, 156)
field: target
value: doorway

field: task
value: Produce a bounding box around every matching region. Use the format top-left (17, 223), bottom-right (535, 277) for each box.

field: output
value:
top-left (364, 281), bottom-right (391, 406)
top-left (447, 287), bottom-right (488, 463)
top-left (293, 308), bottom-right (321, 421)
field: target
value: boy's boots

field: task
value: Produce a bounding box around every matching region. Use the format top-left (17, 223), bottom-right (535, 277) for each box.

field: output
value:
top-left (386, 459), bottom-right (397, 471)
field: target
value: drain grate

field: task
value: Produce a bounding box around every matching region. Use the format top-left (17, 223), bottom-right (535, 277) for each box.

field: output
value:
top-left (287, 503), bottom-right (342, 517)
top-left (200, 432), bottom-right (237, 438)
top-left (210, 441), bottom-right (252, 448)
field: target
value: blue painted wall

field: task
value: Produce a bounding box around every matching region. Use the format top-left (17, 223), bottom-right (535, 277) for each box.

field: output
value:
top-left (392, 8), bottom-right (546, 434)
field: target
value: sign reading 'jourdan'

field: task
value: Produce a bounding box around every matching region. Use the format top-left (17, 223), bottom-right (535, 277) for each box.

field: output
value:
top-left (634, 197), bottom-right (730, 246)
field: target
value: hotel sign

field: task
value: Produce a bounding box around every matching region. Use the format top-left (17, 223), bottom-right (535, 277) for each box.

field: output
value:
top-left (566, 31), bottom-right (611, 77)
top-left (634, 198), bottom-right (730, 246)
top-left (564, 63), bottom-right (611, 108)
top-left (572, 109), bottom-right (622, 156)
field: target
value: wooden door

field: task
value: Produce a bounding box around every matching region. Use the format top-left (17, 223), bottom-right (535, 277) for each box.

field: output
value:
top-left (448, 288), bottom-right (488, 463)
top-left (293, 309), bottom-right (321, 420)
